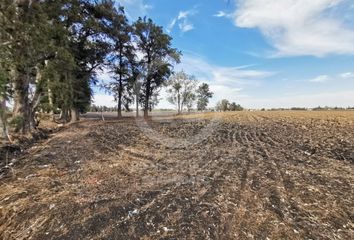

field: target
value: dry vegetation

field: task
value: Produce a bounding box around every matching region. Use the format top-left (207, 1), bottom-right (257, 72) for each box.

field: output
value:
top-left (1, 111), bottom-right (354, 239)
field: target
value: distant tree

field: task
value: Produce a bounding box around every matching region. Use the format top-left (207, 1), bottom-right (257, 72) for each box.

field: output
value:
top-left (229, 102), bottom-right (243, 111)
top-left (216, 99), bottom-right (230, 112)
top-left (184, 91), bottom-right (196, 112)
top-left (196, 83), bottom-right (213, 111)
top-left (133, 17), bottom-right (181, 118)
top-left (166, 71), bottom-right (198, 114)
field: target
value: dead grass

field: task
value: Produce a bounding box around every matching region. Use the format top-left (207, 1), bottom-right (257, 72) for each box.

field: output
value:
top-left (0, 111), bottom-right (353, 239)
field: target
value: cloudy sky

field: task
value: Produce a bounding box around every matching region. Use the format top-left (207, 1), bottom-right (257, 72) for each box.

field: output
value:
top-left (94, 0), bottom-right (354, 109)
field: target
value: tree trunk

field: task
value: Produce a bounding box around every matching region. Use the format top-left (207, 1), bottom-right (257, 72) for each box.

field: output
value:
top-left (144, 108), bottom-right (149, 118)
top-left (13, 73), bottom-right (31, 134)
top-left (0, 97), bottom-right (9, 142)
top-left (117, 79), bottom-right (122, 119)
top-left (135, 93), bottom-right (139, 118)
top-left (60, 108), bottom-right (69, 123)
top-left (59, 109), bottom-right (63, 120)
top-left (144, 78), bottom-right (151, 118)
top-left (48, 85), bottom-right (54, 115)
top-left (70, 108), bottom-right (79, 123)
top-left (177, 91), bottom-right (181, 114)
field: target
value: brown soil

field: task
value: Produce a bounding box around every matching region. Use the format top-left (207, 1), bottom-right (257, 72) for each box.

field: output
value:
top-left (1, 111), bottom-right (353, 239)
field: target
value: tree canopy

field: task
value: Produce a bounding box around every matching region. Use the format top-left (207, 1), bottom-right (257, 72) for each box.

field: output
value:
top-left (133, 17), bottom-right (181, 117)
top-left (166, 71), bottom-right (198, 114)
top-left (0, 0), bottom-right (182, 138)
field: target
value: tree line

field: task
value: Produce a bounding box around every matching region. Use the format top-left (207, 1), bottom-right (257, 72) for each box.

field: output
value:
top-left (215, 99), bottom-right (244, 112)
top-left (91, 71), bottom-right (215, 114)
top-left (0, 0), bottom-right (181, 138)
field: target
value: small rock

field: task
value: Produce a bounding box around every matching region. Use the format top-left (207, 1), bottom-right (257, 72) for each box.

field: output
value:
top-left (163, 227), bottom-right (173, 232)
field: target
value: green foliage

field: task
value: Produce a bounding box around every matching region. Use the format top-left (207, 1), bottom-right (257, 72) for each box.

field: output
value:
top-left (229, 102), bottom-right (243, 111)
top-left (290, 107), bottom-right (307, 111)
top-left (0, 0), bottom-right (181, 131)
top-left (104, 6), bottom-right (135, 116)
top-left (216, 99), bottom-right (230, 112)
top-left (166, 71), bottom-right (198, 113)
top-left (216, 99), bottom-right (243, 111)
top-left (196, 83), bottom-right (213, 111)
top-left (0, 69), bottom-right (7, 99)
top-left (133, 17), bottom-right (181, 116)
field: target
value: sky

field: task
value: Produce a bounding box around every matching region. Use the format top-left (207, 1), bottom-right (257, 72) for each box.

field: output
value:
top-left (93, 0), bottom-right (354, 109)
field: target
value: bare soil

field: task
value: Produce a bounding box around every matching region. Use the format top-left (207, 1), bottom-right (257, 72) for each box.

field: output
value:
top-left (1, 111), bottom-right (353, 239)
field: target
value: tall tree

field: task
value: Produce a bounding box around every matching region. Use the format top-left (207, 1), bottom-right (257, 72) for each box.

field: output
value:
top-left (166, 71), bottom-right (197, 114)
top-left (130, 61), bottom-right (142, 117)
top-left (65, 0), bottom-right (117, 122)
top-left (1, 0), bottom-right (54, 133)
top-left (196, 83), bottom-right (213, 111)
top-left (105, 7), bottom-right (134, 118)
top-left (133, 17), bottom-right (180, 118)
top-left (0, 0), bottom-right (125, 133)
top-left (0, 67), bottom-right (10, 141)
top-left (0, 9), bottom-right (11, 140)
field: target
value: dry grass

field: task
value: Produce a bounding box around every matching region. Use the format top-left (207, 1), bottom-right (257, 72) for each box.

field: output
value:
top-left (0, 111), bottom-right (353, 239)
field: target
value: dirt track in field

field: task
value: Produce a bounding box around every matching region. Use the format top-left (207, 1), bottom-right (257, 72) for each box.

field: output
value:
top-left (1, 111), bottom-right (354, 239)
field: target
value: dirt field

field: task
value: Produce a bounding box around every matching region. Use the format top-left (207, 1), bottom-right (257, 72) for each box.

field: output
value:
top-left (1, 111), bottom-right (353, 239)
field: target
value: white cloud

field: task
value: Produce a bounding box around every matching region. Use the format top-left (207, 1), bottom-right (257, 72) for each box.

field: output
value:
top-left (178, 53), bottom-right (274, 87)
top-left (339, 72), bottom-right (354, 79)
top-left (232, 0), bottom-right (354, 57)
top-left (212, 66), bottom-right (273, 85)
top-left (170, 53), bottom-right (275, 106)
top-left (118, 0), bottom-right (152, 19)
top-left (96, 67), bottom-right (113, 84)
top-left (178, 11), bottom-right (189, 20)
top-left (167, 8), bottom-right (198, 33)
top-left (93, 94), bottom-right (116, 107)
top-left (179, 21), bottom-right (194, 32)
top-left (178, 9), bottom-right (198, 20)
top-left (309, 75), bottom-right (330, 83)
top-left (240, 90), bottom-right (354, 108)
top-left (167, 18), bottom-right (177, 33)
top-left (213, 11), bottom-right (229, 18)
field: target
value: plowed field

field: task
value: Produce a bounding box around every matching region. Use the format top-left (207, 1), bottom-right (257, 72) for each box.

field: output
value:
top-left (1, 111), bottom-right (353, 239)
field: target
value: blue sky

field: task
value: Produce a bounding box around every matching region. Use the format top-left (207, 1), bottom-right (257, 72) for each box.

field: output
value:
top-left (94, 0), bottom-right (354, 109)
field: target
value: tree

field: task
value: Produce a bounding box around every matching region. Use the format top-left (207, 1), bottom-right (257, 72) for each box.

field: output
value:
top-left (105, 7), bottom-right (134, 118)
top-left (0, 0), bottom-right (120, 133)
top-left (0, 67), bottom-right (10, 141)
top-left (166, 71), bottom-right (198, 114)
top-left (0, 14), bottom-right (11, 140)
top-left (132, 79), bottom-right (142, 117)
top-left (196, 83), bottom-right (213, 111)
top-left (42, 49), bottom-right (77, 122)
top-left (1, 0), bottom-right (55, 133)
top-left (65, 0), bottom-right (117, 122)
top-left (216, 99), bottom-right (230, 112)
top-left (229, 102), bottom-right (243, 111)
top-left (133, 17), bottom-right (180, 118)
